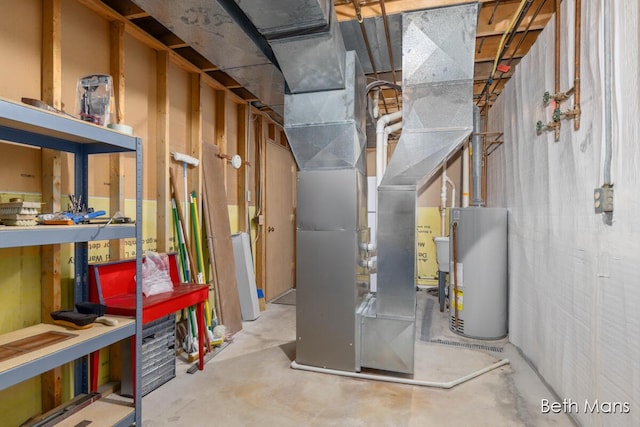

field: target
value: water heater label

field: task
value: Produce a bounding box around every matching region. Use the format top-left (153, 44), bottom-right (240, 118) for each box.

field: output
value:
top-left (454, 290), bottom-right (464, 311)
top-left (456, 263), bottom-right (464, 287)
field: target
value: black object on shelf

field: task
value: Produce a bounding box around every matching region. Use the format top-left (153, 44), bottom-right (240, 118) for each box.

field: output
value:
top-left (75, 302), bottom-right (106, 316)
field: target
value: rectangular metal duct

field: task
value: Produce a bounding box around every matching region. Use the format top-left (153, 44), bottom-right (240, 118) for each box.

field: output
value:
top-left (285, 51), bottom-right (365, 170)
top-left (364, 4), bottom-right (478, 374)
top-left (131, 0), bottom-right (285, 110)
top-left (380, 5), bottom-right (477, 187)
top-left (235, 0), bottom-right (346, 94)
top-left (233, 0), bottom-right (330, 39)
top-left (223, 63), bottom-right (285, 107)
top-left (132, 0), bottom-right (269, 69)
top-left (269, 10), bottom-right (346, 93)
top-left (340, 13), bottom-right (402, 75)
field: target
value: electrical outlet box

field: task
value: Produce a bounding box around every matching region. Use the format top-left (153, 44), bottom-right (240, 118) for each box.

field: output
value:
top-left (594, 186), bottom-right (614, 213)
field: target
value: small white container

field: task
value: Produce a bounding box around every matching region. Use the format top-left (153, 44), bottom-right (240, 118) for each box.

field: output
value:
top-left (434, 236), bottom-right (450, 272)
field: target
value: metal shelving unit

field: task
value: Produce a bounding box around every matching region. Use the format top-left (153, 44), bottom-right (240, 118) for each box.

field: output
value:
top-left (0, 97), bottom-right (143, 427)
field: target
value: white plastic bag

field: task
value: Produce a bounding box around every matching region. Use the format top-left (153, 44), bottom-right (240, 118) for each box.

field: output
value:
top-left (140, 251), bottom-right (174, 297)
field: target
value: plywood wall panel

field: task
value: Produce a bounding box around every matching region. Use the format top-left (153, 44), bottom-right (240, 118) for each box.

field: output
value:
top-left (0, 144), bottom-right (42, 193)
top-left (61, 0), bottom-right (110, 198)
top-left (124, 33), bottom-right (157, 201)
top-left (417, 150), bottom-right (462, 208)
top-left (202, 85), bottom-right (216, 149)
top-left (0, 0), bottom-right (41, 101)
top-left (225, 97), bottom-right (239, 205)
top-left (168, 62), bottom-right (190, 205)
top-left (0, 1), bottom-right (43, 196)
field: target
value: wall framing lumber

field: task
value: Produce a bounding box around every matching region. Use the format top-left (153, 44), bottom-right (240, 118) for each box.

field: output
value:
top-left (215, 91), bottom-right (228, 191)
top-left (237, 103), bottom-right (248, 232)
top-left (156, 51), bottom-right (170, 252)
top-left (189, 73), bottom-right (203, 248)
top-left (109, 20), bottom-right (125, 261)
top-left (40, 0), bottom-right (63, 412)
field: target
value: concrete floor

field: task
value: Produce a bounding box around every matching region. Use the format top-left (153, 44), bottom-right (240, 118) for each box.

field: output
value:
top-left (143, 290), bottom-right (575, 426)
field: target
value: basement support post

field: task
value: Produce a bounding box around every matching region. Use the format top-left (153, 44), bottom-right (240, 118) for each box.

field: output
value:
top-left (156, 51), bottom-right (170, 252)
top-left (109, 20), bottom-right (125, 261)
top-left (41, 0), bottom-right (63, 411)
top-left (190, 73), bottom-right (203, 244)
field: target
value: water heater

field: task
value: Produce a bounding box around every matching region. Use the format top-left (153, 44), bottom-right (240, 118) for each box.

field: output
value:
top-left (449, 207), bottom-right (508, 339)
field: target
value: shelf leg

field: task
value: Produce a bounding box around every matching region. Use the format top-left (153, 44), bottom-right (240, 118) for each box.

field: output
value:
top-left (90, 350), bottom-right (100, 392)
top-left (197, 302), bottom-right (205, 370)
top-left (131, 337), bottom-right (137, 402)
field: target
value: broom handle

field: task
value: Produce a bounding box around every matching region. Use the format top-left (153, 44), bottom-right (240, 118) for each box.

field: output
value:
top-left (169, 168), bottom-right (198, 282)
top-left (171, 199), bottom-right (188, 282)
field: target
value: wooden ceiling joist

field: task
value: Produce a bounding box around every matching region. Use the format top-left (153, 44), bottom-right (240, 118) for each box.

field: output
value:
top-left (476, 0), bottom-right (553, 38)
top-left (335, 0), bottom-right (494, 21)
top-left (474, 30), bottom-right (541, 63)
top-left (157, 33), bottom-right (189, 49)
top-left (77, 0), bottom-right (247, 104)
top-left (206, 71), bottom-right (243, 89)
top-left (80, 0), bottom-right (554, 115)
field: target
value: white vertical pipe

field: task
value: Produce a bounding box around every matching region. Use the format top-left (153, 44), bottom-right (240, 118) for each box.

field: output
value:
top-left (441, 164), bottom-right (447, 236)
top-left (376, 110), bottom-right (402, 187)
top-left (445, 175), bottom-right (456, 208)
top-left (462, 142), bottom-right (470, 207)
top-left (372, 89), bottom-right (381, 119)
top-left (440, 165), bottom-right (456, 236)
top-left (603, 0), bottom-right (612, 186)
top-left (383, 120), bottom-right (403, 178)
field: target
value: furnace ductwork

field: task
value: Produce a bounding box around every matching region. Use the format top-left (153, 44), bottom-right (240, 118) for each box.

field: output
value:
top-left (131, 0), bottom-right (286, 113)
top-left (234, 0), bottom-right (347, 93)
top-left (284, 52), bottom-right (369, 372)
top-left (366, 4), bottom-right (478, 374)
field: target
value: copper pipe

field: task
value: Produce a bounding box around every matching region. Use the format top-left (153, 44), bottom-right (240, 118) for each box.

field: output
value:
top-left (554, 0), bottom-right (560, 95)
top-left (352, 0), bottom-right (379, 80)
top-left (452, 222), bottom-right (459, 330)
top-left (574, 0), bottom-right (581, 130)
top-left (488, 0), bottom-right (502, 25)
top-left (482, 143), bottom-right (488, 203)
top-left (482, 110), bottom-right (489, 203)
top-left (352, 0), bottom-right (389, 114)
top-left (553, 0), bottom-right (561, 141)
top-left (379, 0), bottom-right (400, 106)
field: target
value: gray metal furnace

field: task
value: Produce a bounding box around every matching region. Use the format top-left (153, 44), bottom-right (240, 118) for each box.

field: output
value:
top-left (280, 3), bottom-right (478, 375)
top-left (286, 51), bottom-right (370, 372)
top-left (449, 207), bottom-right (508, 340)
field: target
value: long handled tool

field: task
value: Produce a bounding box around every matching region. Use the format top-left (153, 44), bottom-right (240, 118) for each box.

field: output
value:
top-left (170, 152), bottom-right (199, 236)
top-left (169, 169), bottom-right (201, 353)
top-left (191, 191), bottom-right (215, 342)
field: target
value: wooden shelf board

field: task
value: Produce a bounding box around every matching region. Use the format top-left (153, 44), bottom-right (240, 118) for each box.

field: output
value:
top-left (57, 397), bottom-right (135, 427)
top-left (0, 318), bottom-right (134, 385)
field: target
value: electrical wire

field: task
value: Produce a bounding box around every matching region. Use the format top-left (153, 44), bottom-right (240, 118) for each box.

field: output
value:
top-left (366, 80), bottom-right (402, 94)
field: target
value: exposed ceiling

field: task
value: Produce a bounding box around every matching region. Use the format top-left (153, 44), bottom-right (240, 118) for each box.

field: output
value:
top-left (335, 0), bottom-right (554, 115)
top-left (95, 0), bottom-right (554, 119)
